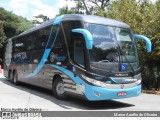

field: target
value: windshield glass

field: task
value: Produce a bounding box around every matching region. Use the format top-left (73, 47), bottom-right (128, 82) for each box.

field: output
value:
top-left (85, 23), bottom-right (139, 73)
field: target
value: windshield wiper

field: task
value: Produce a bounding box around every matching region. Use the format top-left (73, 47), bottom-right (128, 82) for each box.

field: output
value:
top-left (114, 40), bottom-right (135, 76)
top-left (121, 52), bottom-right (135, 77)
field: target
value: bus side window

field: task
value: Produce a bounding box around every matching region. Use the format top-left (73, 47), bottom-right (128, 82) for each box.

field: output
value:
top-left (62, 21), bottom-right (83, 66)
top-left (40, 35), bottom-right (47, 49)
top-left (14, 38), bottom-right (25, 52)
top-left (62, 21), bottom-right (82, 47)
top-left (26, 34), bottom-right (32, 50)
top-left (71, 33), bottom-right (85, 68)
top-left (32, 32), bottom-right (40, 50)
top-left (39, 26), bottom-right (52, 49)
top-left (46, 25), bottom-right (58, 48)
top-left (50, 27), bottom-right (68, 64)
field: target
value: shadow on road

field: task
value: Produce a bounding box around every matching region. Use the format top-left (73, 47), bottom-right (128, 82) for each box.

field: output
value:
top-left (0, 78), bottom-right (135, 110)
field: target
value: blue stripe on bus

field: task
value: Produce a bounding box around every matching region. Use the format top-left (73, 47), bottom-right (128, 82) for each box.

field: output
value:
top-left (45, 15), bottom-right (64, 49)
top-left (25, 15), bottom-right (64, 78)
top-left (50, 64), bottom-right (85, 84)
top-left (110, 77), bottom-right (120, 84)
top-left (49, 64), bottom-right (141, 101)
top-left (25, 49), bottom-right (51, 78)
top-left (53, 15), bottom-right (64, 25)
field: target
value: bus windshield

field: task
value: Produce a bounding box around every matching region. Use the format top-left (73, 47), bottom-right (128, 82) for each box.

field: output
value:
top-left (85, 23), bottom-right (140, 73)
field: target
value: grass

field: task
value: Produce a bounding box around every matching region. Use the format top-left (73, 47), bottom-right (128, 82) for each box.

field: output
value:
top-left (142, 90), bottom-right (160, 95)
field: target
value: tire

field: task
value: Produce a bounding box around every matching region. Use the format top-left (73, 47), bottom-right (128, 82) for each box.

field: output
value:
top-left (8, 70), bottom-right (12, 81)
top-left (53, 77), bottom-right (68, 100)
top-left (12, 71), bottom-right (19, 85)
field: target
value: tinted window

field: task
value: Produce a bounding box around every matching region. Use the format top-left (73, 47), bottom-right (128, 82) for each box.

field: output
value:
top-left (13, 37), bottom-right (25, 52)
top-left (62, 21), bottom-right (82, 46)
top-left (46, 25), bottom-right (58, 48)
top-left (13, 25), bottom-right (52, 52)
top-left (49, 26), bottom-right (68, 64)
top-left (62, 21), bottom-right (83, 66)
top-left (71, 33), bottom-right (85, 67)
top-left (39, 26), bottom-right (52, 49)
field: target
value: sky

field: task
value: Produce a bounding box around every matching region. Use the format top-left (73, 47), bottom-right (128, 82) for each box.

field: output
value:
top-left (0, 0), bottom-right (76, 21)
top-left (0, 0), bottom-right (158, 21)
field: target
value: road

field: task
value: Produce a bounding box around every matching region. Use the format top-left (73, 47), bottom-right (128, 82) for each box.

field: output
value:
top-left (0, 77), bottom-right (160, 111)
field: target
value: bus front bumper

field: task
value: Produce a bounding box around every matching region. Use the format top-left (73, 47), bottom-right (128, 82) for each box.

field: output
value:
top-left (84, 84), bottom-right (141, 101)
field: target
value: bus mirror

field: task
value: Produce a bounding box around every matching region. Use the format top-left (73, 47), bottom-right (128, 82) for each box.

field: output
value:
top-left (134, 34), bottom-right (152, 52)
top-left (72, 29), bottom-right (93, 49)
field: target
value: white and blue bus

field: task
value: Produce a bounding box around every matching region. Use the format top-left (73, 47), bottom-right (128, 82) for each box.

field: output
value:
top-left (3, 14), bottom-right (151, 101)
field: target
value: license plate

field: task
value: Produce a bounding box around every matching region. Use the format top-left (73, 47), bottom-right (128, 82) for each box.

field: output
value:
top-left (117, 92), bottom-right (127, 96)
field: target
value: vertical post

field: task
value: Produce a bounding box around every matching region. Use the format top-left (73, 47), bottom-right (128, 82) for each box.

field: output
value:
top-left (0, 65), bottom-right (2, 74)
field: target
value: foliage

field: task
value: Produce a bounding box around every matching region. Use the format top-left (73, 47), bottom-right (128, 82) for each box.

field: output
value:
top-left (56, 6), bottom-right (76, 17)
top-left (0, 7), bottom-right (33, 39)
top-left (0, 7), bottom-right (33, 64)
top-left (32, 14), bottom-right (50, 24)
top-left (73, 0), bottom-right (110, 15)
top-left (0, 21), bottom-right (6, 48)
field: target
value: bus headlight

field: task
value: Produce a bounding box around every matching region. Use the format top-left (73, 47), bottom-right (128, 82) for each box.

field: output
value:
top-left (135, 79), bottom-right (141, 85)
top-left (82, 75), bottom-right (106, 87)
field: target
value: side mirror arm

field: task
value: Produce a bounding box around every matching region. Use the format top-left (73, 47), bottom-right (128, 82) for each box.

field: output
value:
top-left (134, 34), bottom-right (152, 52)
top-left (72, 29), bottom-right (93, 49)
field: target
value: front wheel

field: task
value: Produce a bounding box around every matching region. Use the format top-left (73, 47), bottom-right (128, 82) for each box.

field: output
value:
top-left (53, 77), bottom-right (68, 100)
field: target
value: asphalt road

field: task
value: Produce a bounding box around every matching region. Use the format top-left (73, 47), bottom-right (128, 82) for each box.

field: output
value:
top-left (0, 77), bottom-right (160, 111)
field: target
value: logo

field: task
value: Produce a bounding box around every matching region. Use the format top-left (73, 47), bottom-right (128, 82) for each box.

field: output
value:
top-left (1, 112), bottom-right (12, 119)
top-left (121, 64), bottom-right (126, 71)
top-left (121, 84), bottom-right (124, 89)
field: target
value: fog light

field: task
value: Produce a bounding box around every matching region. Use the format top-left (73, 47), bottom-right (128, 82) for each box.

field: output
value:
top-left (94, 91), bottom-right (100, 97)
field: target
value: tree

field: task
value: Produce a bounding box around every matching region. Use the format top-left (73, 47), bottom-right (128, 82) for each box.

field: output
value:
top-left (17, 17), bottom-right (33, 33)
top-left (32, 14), bottom-right (49, 24)
top-left (89, 0), bottom-right (110, 10)
top-left (73, 0), bottom-right (110, 15)
top-left (0, 7), bottom-right (34, 66)
top-left (0, 21), bottom-right (6, 48)
top-left (56, 6), bottom-right (76, 16)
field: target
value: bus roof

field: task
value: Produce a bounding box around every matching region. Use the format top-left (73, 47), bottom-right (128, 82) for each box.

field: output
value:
top-left (62, 14), bottom-right (130, 28)
top-left (16, 14), bottom-right (130, 38)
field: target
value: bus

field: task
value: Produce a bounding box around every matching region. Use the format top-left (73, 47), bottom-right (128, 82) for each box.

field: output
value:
top-left (3, 14), bottom-right (152, 101)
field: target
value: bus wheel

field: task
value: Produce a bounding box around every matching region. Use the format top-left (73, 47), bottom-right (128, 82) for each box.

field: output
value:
top-left (53, 77), bottom-right (68, 100)
top-left (8, 70), bottom-right (12, 81)
top-left (12, 71), bottom-right (19, 85)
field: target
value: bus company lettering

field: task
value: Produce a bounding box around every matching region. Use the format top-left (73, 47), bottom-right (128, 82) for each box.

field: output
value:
top-left (50, 52), bottom-right (66, 62)
top-left (115, 73), bottom-right (129, 77)
top-left (15, 43), bottom-right (23, 47)
top-left (125, 79), bottom-right (137, 82)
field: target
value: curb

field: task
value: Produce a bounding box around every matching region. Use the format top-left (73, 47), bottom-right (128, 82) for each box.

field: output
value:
top-left (142, 90), bottom-right (160, 95)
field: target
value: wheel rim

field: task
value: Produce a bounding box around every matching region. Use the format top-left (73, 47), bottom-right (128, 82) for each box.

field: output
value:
top-left (56, 81), bottom-right (65, 95)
